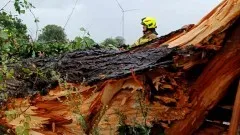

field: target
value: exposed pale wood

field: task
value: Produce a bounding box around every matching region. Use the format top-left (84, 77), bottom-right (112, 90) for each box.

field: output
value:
top-left (0, 69), bottom-right (190, 135)
top-left (164, 0), bottom-right (240, 47)
top-left (228, 80), bottom-right (240, 135)
top-left (165, 17), bottom-right (240, 135)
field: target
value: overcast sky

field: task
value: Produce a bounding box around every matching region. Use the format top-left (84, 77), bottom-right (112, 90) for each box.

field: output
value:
top-left (1, 0), bottom-right (220, 44)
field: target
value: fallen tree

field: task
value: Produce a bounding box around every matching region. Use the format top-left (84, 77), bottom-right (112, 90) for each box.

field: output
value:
top-left (0, 0), bottom-right (240, 134)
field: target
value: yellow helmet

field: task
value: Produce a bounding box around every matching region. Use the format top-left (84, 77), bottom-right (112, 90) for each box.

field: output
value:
top-left (141, 17), bottom-right (157, 29)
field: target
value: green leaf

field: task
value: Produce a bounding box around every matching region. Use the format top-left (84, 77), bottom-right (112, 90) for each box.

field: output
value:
top-left (15, 126), bottom-right (24, 135)
top-left (6, 72), bottom-right (12, 79)
top-left (24, 0), bottom-right (28, 4)
top-left (23, 121), bottom-right (30, 129)
top-left (78, 114), bottom-right (87, 130)
top-left (20, 10), bottom-right (25, 14)
top-left (3, 43), bottom-right (11, 52)
top-left (5, 68), bottom-right (14, 79)
top-left (25, 115), bottom-right (31, 122)
top-left (0, 31), bottom-right (8, 40)
top-left (9, 68), bottom-right (14, 75)
top-left (0, 84), bottom-right (4, 90)
top-left (22, 68), bottom-right (31, 74)
top-left (0, 74), bottom-right (3, 81)
top-left (80, 27), bottom-right (86, 32)
top-left (23, 129), bottom-right (29, 135)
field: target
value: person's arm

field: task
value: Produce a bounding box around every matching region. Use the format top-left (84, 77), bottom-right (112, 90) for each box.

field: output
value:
top-left (131, 38), bottom-right (141, 47)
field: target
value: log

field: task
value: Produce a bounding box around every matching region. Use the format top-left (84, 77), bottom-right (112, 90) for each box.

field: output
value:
top-left (165, 16), bottom-right (240, 135)
top-left (56, 45), bottom-right (174, 84)
top-left (1, 0), bottom-right (240, 134)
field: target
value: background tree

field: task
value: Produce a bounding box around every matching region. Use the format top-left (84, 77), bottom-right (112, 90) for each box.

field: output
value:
top-left (69, 27), bottom-right (96, 50)
top-left (115, 36), bottom-right (125, 46)
top-left (100, 36), bottom-right (126, 50)
top-left (38, 25), bottom-right (67, 42)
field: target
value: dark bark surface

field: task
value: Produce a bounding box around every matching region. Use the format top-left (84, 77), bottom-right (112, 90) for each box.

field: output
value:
top-left (0, 26), bottom-right (194, 102)
top-left (57, 45), bottom-right (175, 84)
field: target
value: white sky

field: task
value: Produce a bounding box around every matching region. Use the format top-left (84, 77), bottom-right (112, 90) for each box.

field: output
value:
top-left (1, 0), bottom-right (221, 44)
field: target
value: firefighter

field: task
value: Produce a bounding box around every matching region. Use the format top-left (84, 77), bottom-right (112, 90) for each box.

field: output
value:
top-left (132, 17), bottom-right (158, 47)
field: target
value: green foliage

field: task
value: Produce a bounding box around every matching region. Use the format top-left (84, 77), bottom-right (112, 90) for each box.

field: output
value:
top-left (0, 1), bottom-right (35, 103)
top-left (69, 27), bottom-right (95, 50)
top-left (38, 25), bottom-right (67, 43)
top-left (92, 127), bottom-right (100, 135)
top-left (32, 42), bottom-right (69, 57)
top-left (0, 11), bottom-right (27, 37)
top-left (100, 36), bottom-right (126, 50)
top-left (5, 110), bottom-right (31, 135)
top-left (0, 11), bottom-right (30, 60)
top-left (62, 83), bottom-right (90, 133)
top-left (5, 110), bottom-right (19, 122)
top-left (115, 91), bottom-right (162, 135)
top-left (14, 0), bottom-right (35, 14)
top-left (77, 114), bottom-right (88, 131)
top-left (15, 114), bottom-right (31, 135)
top-left (115, 36), bottom-right (125, 46)
top-left (30, 27), bottom-right (97, 57)
top-left (71, 36), bottom-right (95, 50)
top-left (101, 37), bottom-right (118, 49)
top-left (0, 30), bottom-right (8, 39)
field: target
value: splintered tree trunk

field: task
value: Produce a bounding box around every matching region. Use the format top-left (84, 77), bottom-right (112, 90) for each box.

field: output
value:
top-left (165, 17), bottom-right (240, 135)
top-left (1, 1), bottom-right (240, 134)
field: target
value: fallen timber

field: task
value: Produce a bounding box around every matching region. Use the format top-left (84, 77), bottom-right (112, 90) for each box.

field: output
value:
top-left (0, 0), bottom-right (240, 134)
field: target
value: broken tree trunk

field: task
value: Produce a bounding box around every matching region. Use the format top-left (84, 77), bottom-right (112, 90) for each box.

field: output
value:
top-left (1, 0), bottom-right (240, 134)
top-left (165, 16), bottom-right (240, 135)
